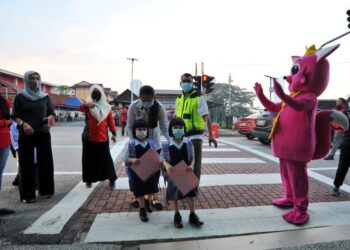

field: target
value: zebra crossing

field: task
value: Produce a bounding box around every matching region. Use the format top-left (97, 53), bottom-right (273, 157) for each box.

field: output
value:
top-left (23, 136), bottom-right (350, 245)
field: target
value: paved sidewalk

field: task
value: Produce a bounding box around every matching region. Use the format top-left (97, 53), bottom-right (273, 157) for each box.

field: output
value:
top-left (58, 138), bottom-right (350, 245)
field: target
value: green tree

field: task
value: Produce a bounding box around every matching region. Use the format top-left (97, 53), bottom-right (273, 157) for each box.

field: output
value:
top-left (206, 83), bottom-right (256, 118)
top-left (57, 85), bottom-right (71, 95)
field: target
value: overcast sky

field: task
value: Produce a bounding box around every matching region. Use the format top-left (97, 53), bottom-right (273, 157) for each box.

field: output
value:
top-left (1, 0), bottom-right (350, 99)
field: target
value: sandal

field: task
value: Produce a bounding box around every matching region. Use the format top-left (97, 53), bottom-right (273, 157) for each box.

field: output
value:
top-left (131, 196), bottom-right (139, 208)
top-left (151, 198), bottom-right (163, 211)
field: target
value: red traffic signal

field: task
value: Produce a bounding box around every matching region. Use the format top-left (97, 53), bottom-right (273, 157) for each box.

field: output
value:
top-left (347, 9), bottom-right (350, 29)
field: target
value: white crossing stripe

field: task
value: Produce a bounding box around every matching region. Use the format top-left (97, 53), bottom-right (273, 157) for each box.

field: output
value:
top-left (3, 171), bottom-right (83, 176)
top-left (24, 181), bottom-right (98, 235)
top-left (202, 158), bottom-right (265, 164)
top-left (202, 143), bottom-right (229, 147)
top-left (114, 173), bottom-right (281, 190)
top-left (24, 138), bottom-right (128, 235)
top-left (52, 145), bottom-right (82, 148)
top-left (85, 201), bottom-right (350, 243)
top-left (217, 138), bottom-right (348, 194)
top-left (202, 148), bottom-right (239, 152)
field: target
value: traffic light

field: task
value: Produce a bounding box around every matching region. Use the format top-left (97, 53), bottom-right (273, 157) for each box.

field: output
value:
top-left (204, 75), bottom-right (215, 94)
top-left (347, 9), bottom-right (350, 29)
top-left (193, 75), bottom-right (202, 93)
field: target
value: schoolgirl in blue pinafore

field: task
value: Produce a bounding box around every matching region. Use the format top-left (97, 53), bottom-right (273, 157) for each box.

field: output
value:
top-left (125, 119), bottom-right (159, 222)
top-left (161, 117), bottom-right (203, 229)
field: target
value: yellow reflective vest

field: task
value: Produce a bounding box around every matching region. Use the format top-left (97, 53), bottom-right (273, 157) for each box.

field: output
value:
top-left (175, 90), bottom-right (205, 136)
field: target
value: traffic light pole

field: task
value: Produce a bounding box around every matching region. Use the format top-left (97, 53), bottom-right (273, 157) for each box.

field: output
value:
top-left (127, 57), bottom-right (138, 104)
top-left (228, 73), bottom-right (233, 115)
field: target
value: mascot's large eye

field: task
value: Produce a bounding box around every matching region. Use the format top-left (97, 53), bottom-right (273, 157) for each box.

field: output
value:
top-left (291, 64), bottom-right (300, 75)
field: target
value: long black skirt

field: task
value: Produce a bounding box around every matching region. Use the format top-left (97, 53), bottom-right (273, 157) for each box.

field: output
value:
top-left (82, 140), bottom-right (117, 183)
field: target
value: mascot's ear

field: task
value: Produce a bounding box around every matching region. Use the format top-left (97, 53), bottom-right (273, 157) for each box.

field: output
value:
top-left (291, 56), bottom-right (300, 64)
top-left (316, 44), bottom-right (340, 62)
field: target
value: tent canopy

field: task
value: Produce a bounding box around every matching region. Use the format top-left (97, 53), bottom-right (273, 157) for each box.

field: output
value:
top-left (63, 96), bottom-right (83, 108)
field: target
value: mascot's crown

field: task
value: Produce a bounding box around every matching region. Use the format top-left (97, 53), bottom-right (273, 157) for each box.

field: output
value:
top-left (304, 44), bottom-right (319, 55)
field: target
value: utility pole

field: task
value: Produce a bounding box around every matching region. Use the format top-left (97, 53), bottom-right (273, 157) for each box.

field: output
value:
top-left (127, 57), bottom-right (138, 104)
top-left (228, 73), bottom-right (233, 115)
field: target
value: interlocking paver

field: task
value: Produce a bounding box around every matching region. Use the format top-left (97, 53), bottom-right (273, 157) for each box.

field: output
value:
top-left (62, 140), bottom-right (350, 243)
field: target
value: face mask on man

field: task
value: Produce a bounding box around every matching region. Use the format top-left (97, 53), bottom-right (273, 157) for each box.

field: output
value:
top-left (172, 128), bottom-right (185, 139)
top-left (136, 130), bottom-right (147, 140)
top-left (141, 100), bottom-right (154, 109)
top-left (181, 82), bottom-right (193, 93)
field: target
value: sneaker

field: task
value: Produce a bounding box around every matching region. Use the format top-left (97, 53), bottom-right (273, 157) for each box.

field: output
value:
top-left (151, 198), bottom-right (163, 211)
top-left (189, 212), bottom-right (204, 227)
top-left (174, 212), bottom-right (183, 229)
top-left (139, 208), bottom-right (148, 222)
top-left (131, 196), bottom-right (140, 208)
top-left (324, 156), bottom-right (334, 160)
top-left (331, 187), bottom-right (340, 196)
top-left (86, 182), bottom-right (92, 188)
top-left (145, 198), bottom-right (153, 213)
top-left (0, 208), bottom-right (15, 216)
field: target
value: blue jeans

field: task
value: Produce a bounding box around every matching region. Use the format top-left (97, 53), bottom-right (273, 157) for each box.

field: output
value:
top-left (0, 146), bottom-right (10, 190)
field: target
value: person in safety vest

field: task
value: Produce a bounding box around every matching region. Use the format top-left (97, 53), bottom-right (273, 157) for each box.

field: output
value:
top-left (175, 73), bottom-right (217, 179)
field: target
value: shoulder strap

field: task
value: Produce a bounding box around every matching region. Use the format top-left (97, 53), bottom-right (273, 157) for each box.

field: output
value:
top-left (162, 141), bottom-right (171, 162)
top-left (128, 139), bottom-right (136, 158)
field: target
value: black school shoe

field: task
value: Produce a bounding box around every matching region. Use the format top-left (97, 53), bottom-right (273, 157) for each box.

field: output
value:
top-left (131, 196), bottom-right (140, 208)
top-left (174, 212), bottom-right (183, 229)
top-left (189, 212), bottom-right (204, 227)
top-left (139, 208), bottom-right (148, 222)
top-left (151, 198), bottom-right (163, 210)
top-left (144, 198), bottom-right (153, 213)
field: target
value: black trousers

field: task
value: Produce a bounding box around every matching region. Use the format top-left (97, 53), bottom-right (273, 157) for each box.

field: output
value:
top-left (191, 139), bottom-right (203, 179)
top-left (121, 123), bottom-right (126, 136)
top-left (333, 144), bottom-right (350, 188)
top-left (18, 133), bottom-right (54, 201)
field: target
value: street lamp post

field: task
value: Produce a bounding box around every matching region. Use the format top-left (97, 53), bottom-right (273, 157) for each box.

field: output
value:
top-left (228, 73), bottom-right (233, 116)
top-left (127, 57), bottom-right (138, 104)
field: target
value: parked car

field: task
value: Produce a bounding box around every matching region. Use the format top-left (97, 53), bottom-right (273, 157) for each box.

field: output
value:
top-left (252, 110), bottom-right (277, 145)
top-left (236, 114), bottom-right (259, 140)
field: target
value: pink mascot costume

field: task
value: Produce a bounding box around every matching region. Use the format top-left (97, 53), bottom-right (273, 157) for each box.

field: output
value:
top-left (254, 44), bottom-right (349, 225)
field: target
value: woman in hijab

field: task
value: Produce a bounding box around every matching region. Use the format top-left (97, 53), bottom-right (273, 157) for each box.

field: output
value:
top-left (11, 71), bottom-right (55, 203)
top-left (80, 85), bottom-right (117, 189)
top-left (0, 93), bottom-right (15, 219)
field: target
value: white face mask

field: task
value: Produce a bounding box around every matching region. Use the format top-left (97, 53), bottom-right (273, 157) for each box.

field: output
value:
top-left (136, 130), bottom-right (147, 140)
top-left (141, 100), bottom-right (154, 109)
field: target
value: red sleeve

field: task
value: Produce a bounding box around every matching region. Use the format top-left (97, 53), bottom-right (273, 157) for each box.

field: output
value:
top-left (79, 102), bottom-right (88, 113)
top-left (107, 111), bottom-right (116, 135)
top-left (0, 98), bottom-right (10, 127)
top-left (0, 119), bottom-right (8, 128)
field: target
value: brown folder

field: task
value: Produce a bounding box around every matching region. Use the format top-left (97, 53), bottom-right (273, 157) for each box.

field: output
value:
top-left (131, 148), bottom-right (161, 182)
top-left (168, 160), bottom-right (199, 196)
